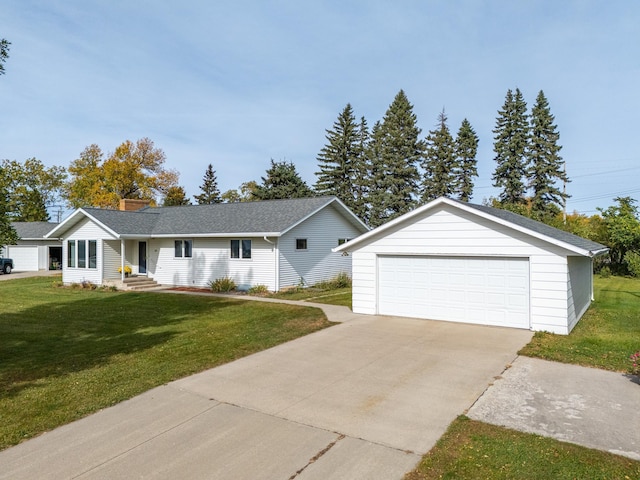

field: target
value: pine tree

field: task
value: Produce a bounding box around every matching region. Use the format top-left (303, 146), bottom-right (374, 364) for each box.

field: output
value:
top-left (492, 88), bottom-right (529, 206)
top-left (351, 116), bottom-right (371, 222)
top-left (421, 109), bottom-right (456, 202)
top-left (253, 160), bottom-right (313, 200)
top-left (315, 104), bottom-right (359, 209)
top-left (193, 164), bottom-right (221, 204)
top-left (367, 90), bottom-right (423, 227)
top-left (454, 119), bottom-right (479, 202)
top-left (527, 90), bottom-right (569, 220)
top-left (366, 121), bottom-right (386, 227)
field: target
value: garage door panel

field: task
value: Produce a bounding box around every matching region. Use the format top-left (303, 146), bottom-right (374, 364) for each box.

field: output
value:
top-left (378, 256), bottom-right (529, 329)
top-left (5, 246), bottom-right (39, 271)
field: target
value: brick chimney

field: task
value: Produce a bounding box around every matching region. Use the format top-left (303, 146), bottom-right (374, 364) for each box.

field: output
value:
top-left (119, 199), bottom-right (151, 211)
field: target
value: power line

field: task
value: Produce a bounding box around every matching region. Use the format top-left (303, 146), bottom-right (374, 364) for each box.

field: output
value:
top-left (571, 166), bottom-right (640, 179)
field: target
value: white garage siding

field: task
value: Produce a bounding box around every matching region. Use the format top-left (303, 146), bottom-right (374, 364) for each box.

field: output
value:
top-left (350, 205), bottom-right (577, 334)
top-left (567, 256), bottom-right (592, 331)
top-left (377, 256), bottom-right (530, 329)
top-left (4, 245), bottom-right (39, 271)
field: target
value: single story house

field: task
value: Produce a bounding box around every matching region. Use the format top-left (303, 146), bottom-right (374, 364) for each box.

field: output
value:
top-left (45, 196), bottom-right (368, 291)
top-left (334, 197), bottom-right (608, 335)
top-left (2, 222), bottom-right (62, 271)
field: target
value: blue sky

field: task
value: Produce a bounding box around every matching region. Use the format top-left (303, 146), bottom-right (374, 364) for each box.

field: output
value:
top-left (1, 1), bottom-right (639, 218)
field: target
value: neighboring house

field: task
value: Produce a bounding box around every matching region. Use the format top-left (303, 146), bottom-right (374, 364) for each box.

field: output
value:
top-left (335, 197), bottom-right (608, 335)
top-left (45, 196), bottom-right (368, 291)
top-left (3, 222), bottom-right (62, 271)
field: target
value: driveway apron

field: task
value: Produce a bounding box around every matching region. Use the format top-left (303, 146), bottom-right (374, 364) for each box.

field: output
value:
top-left (0, 310), bottom-right (532, 479)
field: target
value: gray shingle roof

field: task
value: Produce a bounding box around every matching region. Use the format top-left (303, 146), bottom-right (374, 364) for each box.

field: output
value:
top-left (81, 196), bottom-right (364, 237)
top-left (12, 222), bottom-right (59, 239)
top-left (457, 200), bottom-right (608, 254)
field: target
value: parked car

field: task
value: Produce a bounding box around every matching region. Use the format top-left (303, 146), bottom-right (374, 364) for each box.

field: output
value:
top-left (0, 257), bottom-right (14, 274)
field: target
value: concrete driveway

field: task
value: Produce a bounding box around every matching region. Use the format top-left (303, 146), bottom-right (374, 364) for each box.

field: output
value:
top-left (0, 313), bottom-right (532, 479)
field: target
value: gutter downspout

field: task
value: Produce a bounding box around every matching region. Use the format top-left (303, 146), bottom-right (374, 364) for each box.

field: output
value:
top-left (120, 239), bottom-right (125, 283)
top-left (263, 236), bottom-right (279, 291)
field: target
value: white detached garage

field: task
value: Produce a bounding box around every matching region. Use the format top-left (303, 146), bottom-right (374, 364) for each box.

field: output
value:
top-left (335, 198), bottom-right (608, 335)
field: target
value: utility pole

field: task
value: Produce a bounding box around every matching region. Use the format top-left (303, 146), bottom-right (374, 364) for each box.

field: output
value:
top-left (562, 161), bottom-right (567, 225)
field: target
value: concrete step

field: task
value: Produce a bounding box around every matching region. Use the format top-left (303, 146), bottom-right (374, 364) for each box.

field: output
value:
top-left (122, 276), bottom-right (161, 291)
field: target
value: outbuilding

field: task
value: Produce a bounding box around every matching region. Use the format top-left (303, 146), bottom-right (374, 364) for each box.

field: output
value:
top-left (3, 222), bottom-right (62, 271)
top-left (334, 197), bottom-right (608, 334)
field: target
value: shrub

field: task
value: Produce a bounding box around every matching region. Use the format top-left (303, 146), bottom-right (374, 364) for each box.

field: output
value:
top-left (623, 251), bottom-right (640, 277)
top-left (209, 276), bottom-right (236, 293)
top-left (599, 265), bottom-right (611, 278)
top-left (315, 272), bottom-right (352, 290)
top-left (81, 280), bottom-right (97, 290)
top-left (630, 351), bottom-right (640, 376)
top-left (247, 284), bottom-right (270, 295)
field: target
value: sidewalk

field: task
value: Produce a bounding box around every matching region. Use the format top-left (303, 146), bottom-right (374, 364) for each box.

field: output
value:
top-left (468, 356), bottom-right (640, 460)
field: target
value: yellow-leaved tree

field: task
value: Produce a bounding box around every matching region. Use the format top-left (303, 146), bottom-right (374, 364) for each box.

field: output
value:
top-left (64, 138), bottom-right (179, 209)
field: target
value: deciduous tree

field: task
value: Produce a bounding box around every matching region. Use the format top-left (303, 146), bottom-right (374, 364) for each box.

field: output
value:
top-left (64, 138), bottom-right (178, 209)
top-left (598, 196), bottom-right (640, 269)
top-left (0, 165), bottom-right (18, 250)
top-left (193, 164), bottom-right (221, 204)
top-left (163, 186), bottom-right (190, 206)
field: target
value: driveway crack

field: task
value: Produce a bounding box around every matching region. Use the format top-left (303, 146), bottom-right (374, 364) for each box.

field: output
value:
top-left (288, 434), bottom-right (345, 479)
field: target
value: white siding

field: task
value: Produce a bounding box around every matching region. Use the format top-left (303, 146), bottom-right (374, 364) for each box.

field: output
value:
top-left (4, 240), bottom-right (58, 270)
top-left (350, 205), bottom-right (579, 334)
top-left (567, 256), bottom-right (592, 332)
top-left (62, 217), bottom-right (116, 285)
top-left (149, 237), bottom-right (277, 290)
top-left (278, 204), bottom-right (361, 288)
top-left (103, 240), bottom-right (122, 280)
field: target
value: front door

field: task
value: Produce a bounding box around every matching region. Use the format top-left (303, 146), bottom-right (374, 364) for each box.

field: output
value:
top-left (138, 241), bottom-right (147, 274)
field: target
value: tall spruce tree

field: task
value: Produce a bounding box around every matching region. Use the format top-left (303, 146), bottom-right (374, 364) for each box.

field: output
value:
top-left (492, 88), bottom-right (529, 206)
top-left (253, 159), bottom-right (313, 200)
top-left (421, 109), bottom-right (456, 202)
top-left (367, 90), bottom-right (423, 227)
top-left (351, 116), bottom-right (371, 222)
top-left (194, 164), bottom-right (221, 204)
top-left (315, 104), bottom-right (360, 209)
top-left (454, 118), bottom-right (479, 202)
top-left (527, 90), bottom-right (569, 220)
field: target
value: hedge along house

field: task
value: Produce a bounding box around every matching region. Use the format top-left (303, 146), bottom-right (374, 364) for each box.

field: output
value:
top-left (3, 222), bottom-right (62, 271)
top-left (335, 197), bottom-right (608, 335)
top-left (45, 196), bottom-right (368, 291)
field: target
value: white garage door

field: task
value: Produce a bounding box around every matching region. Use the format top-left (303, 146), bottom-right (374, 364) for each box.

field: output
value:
top-left (378, 256), bottom-right (530, 329)
top-left (5, 246), bottom-right (39, 271)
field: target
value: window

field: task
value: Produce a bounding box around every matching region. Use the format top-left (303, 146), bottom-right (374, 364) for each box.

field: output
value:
top-left (231, 239), bottom-right (251, 259)
top-left (296, 238), bottom-right (308, 250)
top-left (88, 241), bottom-right (97, 268)
top-left (77, 240), bottom-right (86, 268)
top-left (174, 240), bottom-right (193, 258)
top-left (338, 238), bottom-right (351, 246)
top-left (67, 239), bottom-right (97, 269)
top-left (67, 240), bottom-right (76, 268)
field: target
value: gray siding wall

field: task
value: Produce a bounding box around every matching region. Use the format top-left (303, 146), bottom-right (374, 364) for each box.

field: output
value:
top-left (278, 205), bottom-right (360, 288)
top-left (567, 256), bottom-right (593, 332)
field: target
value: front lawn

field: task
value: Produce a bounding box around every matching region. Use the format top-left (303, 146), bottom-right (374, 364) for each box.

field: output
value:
top-left (269, 287), bottom-right (352, 307)
top-left (520, 275), bottom-right (640, 372)
top-left (405, 416), bottom-right (640, 480)
top-left (0, 277), bottom-right (331, 451)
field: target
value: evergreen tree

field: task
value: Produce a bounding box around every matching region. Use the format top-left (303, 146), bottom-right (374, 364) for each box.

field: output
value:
top-left (315, 104), bottom-right (360, 209)
top-left (253, 160), bottom-right (313, 200)
top-left (367, 90), bottom-right (423, 227)
top-left (421, 109), bottom-right (456, 202)
top-left (351, 116), bottom-right (371, 222)
top-left (454, 118), bottom-right (479, 202)
top-left (193, 163), bottom-right (221, 204)
top-left (163, 186), bottom-right (191, 206)
top-left (492, 88), bottom-right (529, 206)
top-left (365, 121), bottom-right (386, 227)
top-left (0, 38), bottom-right (10, 76)
top-left (527, 90), bottom-right (569, 220)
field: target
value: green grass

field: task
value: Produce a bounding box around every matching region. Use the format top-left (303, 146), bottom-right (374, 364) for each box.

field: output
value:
top-left (520, 276), bottom-right (640, 372)
top-left (0, 277), bottom-right (331, 450)
top-left (405, 416), bottom-right (640, 480)
top-left (269, 287), bottom-right (352, 307)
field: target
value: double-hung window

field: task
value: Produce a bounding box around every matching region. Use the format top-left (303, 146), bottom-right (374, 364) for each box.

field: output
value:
top-left (174, 240), bottom-right (193, 258)
top-left (231, 239), bottom-right (251, 259)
